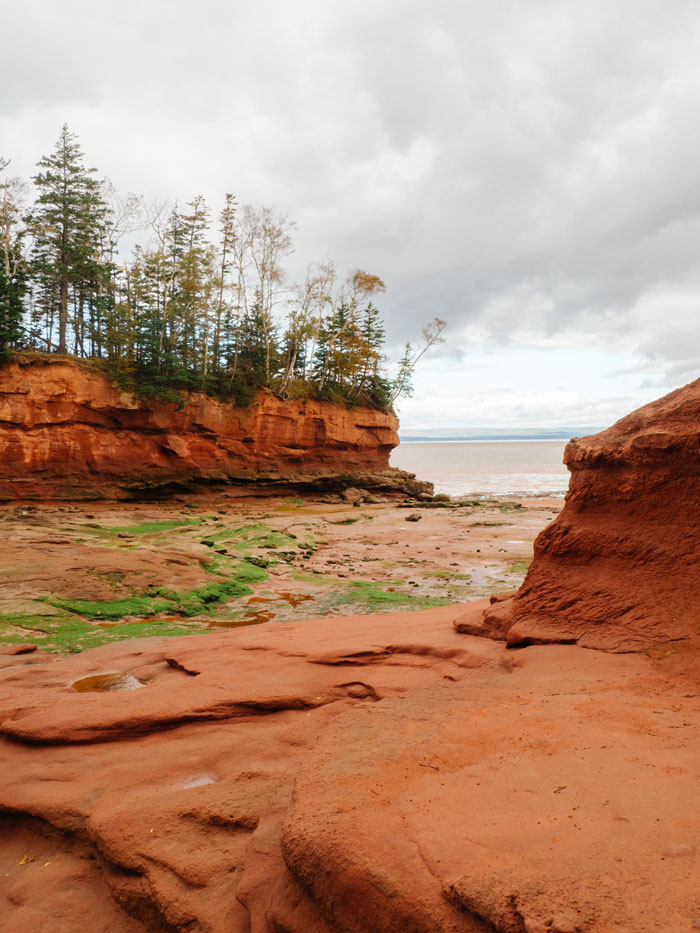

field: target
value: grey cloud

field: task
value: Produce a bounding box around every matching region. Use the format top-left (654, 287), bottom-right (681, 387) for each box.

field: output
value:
top-left (3, 0), bottom-right (700, 379)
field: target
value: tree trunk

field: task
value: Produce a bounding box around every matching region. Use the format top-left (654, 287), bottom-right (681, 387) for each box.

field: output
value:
top-left (58, 276), bottom-right (68, 354)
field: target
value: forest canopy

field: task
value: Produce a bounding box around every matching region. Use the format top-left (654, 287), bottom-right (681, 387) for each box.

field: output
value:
top-left (0, 125), bottom-right (444, 410)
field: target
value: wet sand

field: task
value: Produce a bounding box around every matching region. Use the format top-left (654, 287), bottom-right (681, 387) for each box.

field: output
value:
top-left (0, 494), bottom-right (562, 655)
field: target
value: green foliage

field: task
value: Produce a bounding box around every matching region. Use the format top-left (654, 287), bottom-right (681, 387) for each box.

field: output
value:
top-left (28, 125), bottom-right (111, 355)
top-left (0, 259), bottom-right (25, 361)
top-left (0, 159), bottom-right (27, 359)
top-left (4, 128), bottom-right (445, 412)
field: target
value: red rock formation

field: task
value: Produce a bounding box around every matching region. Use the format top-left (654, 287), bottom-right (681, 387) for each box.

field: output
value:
top-left (0, 357), bottom-right (428, 500)
top-left (2, 609), bottom-right (699, 931)
top-left (456, 377), bottom-right (700, 651)
top-left (4, 378), bottom-right (700, 930)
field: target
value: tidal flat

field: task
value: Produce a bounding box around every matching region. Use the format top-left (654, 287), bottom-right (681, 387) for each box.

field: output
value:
top-left (0, 493), bottom-right (561, 655)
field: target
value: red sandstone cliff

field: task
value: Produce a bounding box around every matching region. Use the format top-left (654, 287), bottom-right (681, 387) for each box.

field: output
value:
top-left (457, 376), bottom-right (700, 651)
top-left (0, 357), bottom-right (428, 500)
top-left (2, 381), bottom-right (700, 930)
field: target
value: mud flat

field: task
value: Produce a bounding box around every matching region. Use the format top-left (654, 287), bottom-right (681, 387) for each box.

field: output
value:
top-left (0, 493), bottom-right (560, 654)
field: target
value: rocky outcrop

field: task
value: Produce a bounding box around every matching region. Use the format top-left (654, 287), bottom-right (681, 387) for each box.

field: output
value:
top-left (2, 608), bottom-right (699, 932)
top-left (456, 377), bottom-right (700, 651)
top-left (0, 357), bottom-right (429, 499)
top-left (5, 376), bottom-right (700, 931)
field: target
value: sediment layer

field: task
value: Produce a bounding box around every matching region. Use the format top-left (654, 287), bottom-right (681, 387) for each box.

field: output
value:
top-left (0, 357), bottom-right (428, 499)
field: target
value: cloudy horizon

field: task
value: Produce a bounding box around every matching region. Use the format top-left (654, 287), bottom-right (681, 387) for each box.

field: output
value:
top-left (3, 0), bottom-right (700, 430)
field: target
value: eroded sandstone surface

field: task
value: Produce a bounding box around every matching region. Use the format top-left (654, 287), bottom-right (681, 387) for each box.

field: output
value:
top-left (0, 357), bottom-right (426, 500)
top-left (3, 378), bottom-right (700, 931)
top-left (457, 377), bottom-right (700, 651)
top-left (1, 610), bottom-right (699, 932)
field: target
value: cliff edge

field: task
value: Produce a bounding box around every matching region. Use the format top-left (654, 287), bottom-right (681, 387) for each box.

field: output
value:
top-left (0, 357), bottom-right (429, 499)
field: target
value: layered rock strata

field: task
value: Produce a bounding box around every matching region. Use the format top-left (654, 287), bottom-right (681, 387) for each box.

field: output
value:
top-left (1, 608), bottom-right (698, 932)
top-left (0, 357), bottom-right (428, 500)
top-left (3, 376), bottom-right (700, 931)
top-left (456, 377), bottom-right (700, 651)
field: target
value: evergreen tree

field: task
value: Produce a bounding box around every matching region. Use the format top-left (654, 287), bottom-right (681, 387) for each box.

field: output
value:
top-left (1, 130), bottom-right (443, 410)
top-left (0, 260), bottom-right (25, 361)
top-left (28, 125), bottom-right (110, 353)
top-left (0, 158), bottom-right (26, 360)
top-left (210, 193), bottom-right (237, 381)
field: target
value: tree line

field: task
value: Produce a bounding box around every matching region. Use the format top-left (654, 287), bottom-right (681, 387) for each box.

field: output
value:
top-left (0, 125), bottom-right (444, 409)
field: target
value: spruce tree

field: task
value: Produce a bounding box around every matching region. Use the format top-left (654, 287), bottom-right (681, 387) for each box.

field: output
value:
top-left (0, 261), bottom-right (25, 361)
top-left (0, 158), bottom-right (26, 360)
top-left (28, 125), bottom-right (110, 354)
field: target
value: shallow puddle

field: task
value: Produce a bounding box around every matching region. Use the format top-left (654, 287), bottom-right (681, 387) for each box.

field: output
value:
top-left (208, 591), bottom-right (314, 628)
top-left (249, 592), bottom-right (314, 610)
top-left (179, 773), bottom-right (217, 789)
top-left (71, 671), bottom-right (145, 692)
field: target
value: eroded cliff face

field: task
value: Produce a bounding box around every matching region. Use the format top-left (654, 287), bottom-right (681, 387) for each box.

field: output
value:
top-left (2, 381), bottom-right (700, 931)
top-left (0, 358), bottom-right (427, 499)
top-left (457, 376), bottom-right (700, 651)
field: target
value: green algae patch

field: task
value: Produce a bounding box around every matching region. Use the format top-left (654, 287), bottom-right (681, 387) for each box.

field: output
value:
top-left (498, 502), bottom-right (525, 513)
top-left (72, 519), bottom-right (203, 537)
top-left (334, 581), bottom-right (452, 613)
top-left (44, 558), bottom-right (268, 623)
top-left (201, 521), bottom-right (313, 553)
top-left (292, 571), bottom-right (344, 586)
top-left (0, 609), bottom-right (87, 649)
top-left (0, 609), bottom-right (201, 655)
top-left (232, 560), bottom-right (269, 585)
top-left (430, 570), bottom-right (472, 580)
top-left (108, 519), bottom-right (203, 535)
top-left (152, 578), bottom-right (254, 617)
top-left (45, 595), bottom-right (173, 621)
top-left (509, 559), bottom-right (531, 575)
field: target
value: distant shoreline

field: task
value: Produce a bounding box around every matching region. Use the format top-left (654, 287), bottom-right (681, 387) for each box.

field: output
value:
top-left (398, 436), bottom-right (575, 444)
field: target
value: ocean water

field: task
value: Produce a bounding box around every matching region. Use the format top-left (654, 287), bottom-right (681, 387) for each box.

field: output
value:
top-left (390, 439), bottom-right (570, 498)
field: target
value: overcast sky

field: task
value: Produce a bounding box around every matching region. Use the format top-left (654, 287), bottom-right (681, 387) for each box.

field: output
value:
top-left (3, 0), bottom-right (700, 430)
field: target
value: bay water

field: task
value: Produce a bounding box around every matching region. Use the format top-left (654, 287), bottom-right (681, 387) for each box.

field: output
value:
top-left (390, 439), bottom-right (570, 498)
